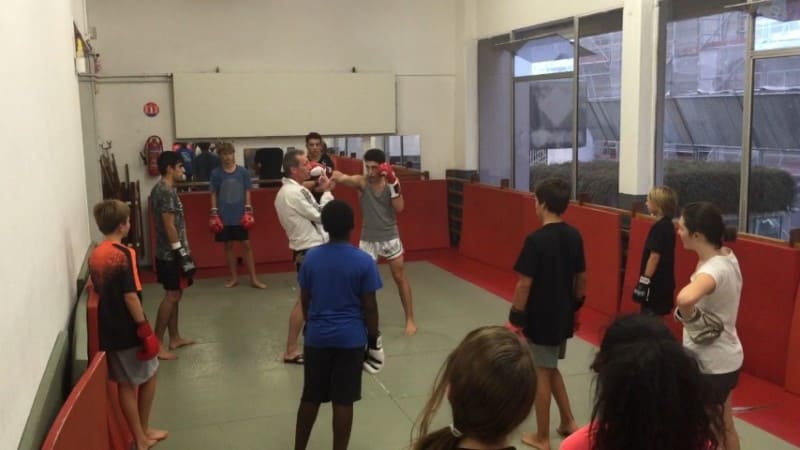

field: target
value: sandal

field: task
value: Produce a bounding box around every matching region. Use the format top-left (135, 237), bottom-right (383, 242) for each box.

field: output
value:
top-left (282, 354), bottom-right (304, 365)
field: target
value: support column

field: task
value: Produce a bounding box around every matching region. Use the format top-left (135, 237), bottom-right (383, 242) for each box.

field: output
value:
top-left (618, 0), bottom-right (661, 209)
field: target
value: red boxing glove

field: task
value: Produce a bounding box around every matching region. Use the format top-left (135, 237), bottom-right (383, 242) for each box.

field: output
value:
top-left (136, 321), bottom-right (160, 360)
top-left (378, 162), bottom-right (397, 184)
top-left (240, 205), bottom-right (255, 230)
top-left (209, 209), bottom-right (224, 234)
top-left (309, 162), bottom-right (333, 178)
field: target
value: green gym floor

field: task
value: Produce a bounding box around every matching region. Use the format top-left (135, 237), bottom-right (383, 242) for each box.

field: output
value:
top-left (141, 261), bottom-right (800, 450)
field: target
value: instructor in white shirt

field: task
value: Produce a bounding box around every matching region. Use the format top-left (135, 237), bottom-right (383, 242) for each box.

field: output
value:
top-left (274, 149), bottom-right (334, 364)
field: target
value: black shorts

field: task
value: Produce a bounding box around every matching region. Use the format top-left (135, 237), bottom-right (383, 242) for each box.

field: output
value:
top-left (155, 258), bottom-right (183, 291)
top-left (293, 249), bottom-right (309, 273)
top-left (302, 346), bottom-right (364, 405)
top-left (215, 225), bottom-right (249, 242)
top-left (704, 369), bottom-right (740, 405)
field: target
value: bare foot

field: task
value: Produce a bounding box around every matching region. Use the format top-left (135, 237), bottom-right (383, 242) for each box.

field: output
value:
top-left (169, 337), bottom-right (195, 350)
top-left (146, 428), bottom-right (169, 441)
top-left (135, 438), bottom-right (158, 450)
top-left (250, 279), bottom-right (267, 289)
top-left (521, 432), bottom-right (550, 450)
top-left (157, 348), bottom-right (177, 360)
top-left (224, 279), bottom-right (239, 288)
top-left (404, 321), bottom-right (418, 336)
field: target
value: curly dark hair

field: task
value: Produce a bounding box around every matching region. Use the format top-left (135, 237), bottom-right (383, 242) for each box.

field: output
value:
top-left (589, 315), bottom-right (724, 450)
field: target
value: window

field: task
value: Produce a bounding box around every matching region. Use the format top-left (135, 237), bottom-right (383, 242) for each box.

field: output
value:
top-left (576, 11), bottom-right (623, 207)
top-left (658, 6), bottom-right (747, 226)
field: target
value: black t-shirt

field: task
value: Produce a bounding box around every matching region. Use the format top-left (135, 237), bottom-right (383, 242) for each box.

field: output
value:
top-left (88, 241), bottom-right (142, 351)
top-left (193, 151), bottom-right (220, 182)
top-left (254, 148), bottom-right (284, 180)
top-left (514, 222), bottom-right (585, 345)
top-left (639, 216), bottom-right (676, 308)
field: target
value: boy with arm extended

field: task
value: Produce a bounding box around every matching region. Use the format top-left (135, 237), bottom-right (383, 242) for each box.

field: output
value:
top-left (331, 148), bottom-right (417, 335)
top-left (88, 199), bottom-right (167, 450)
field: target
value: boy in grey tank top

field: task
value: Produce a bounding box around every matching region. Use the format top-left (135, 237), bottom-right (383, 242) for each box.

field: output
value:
top-left (332, 148), bottom-right (417, 335)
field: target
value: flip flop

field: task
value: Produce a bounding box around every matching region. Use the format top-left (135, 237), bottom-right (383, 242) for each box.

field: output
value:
top-left (283, 354), bottom-right (304, 365)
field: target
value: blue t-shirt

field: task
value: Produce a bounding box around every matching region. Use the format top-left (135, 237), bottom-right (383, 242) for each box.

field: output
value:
top-left (210, 165), bottom-right (252, 226)
top-left (298, 242), bottom-right (383, 348)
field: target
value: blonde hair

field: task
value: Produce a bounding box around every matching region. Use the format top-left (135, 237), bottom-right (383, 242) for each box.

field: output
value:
top-left (93, 199), bottom-right (130, 235)
top-left (648, 186), bottom-right (678, 218)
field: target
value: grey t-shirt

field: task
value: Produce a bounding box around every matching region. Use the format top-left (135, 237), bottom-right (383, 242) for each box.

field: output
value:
top-left (359, 183), bottom-right (399, 242)
top-left (150, 180), bottom-right (189, 261)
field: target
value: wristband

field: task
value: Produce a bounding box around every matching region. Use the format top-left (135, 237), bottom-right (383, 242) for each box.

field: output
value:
top-left (389, 180), bottom-right (401, 199)
top-left (170, 242), bottom-right (182, 250)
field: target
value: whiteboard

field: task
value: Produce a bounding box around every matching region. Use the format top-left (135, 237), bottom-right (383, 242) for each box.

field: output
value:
top-left (173, 72), bottom-right (396, 138)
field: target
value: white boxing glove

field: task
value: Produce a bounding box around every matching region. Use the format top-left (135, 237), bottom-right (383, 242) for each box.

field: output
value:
top-left (309, 162), bottom-right (332, 178)
top-left (674, 306), bottom-right (724, 344)
top-left (363, 334), bottom-right (385, 374)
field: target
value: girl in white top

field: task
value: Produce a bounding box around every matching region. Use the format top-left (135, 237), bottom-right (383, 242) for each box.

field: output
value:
top-left (675, 201), bottom-right (743, 450)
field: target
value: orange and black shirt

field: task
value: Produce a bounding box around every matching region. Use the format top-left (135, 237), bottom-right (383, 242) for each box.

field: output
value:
top-left (88, 240), bottom-right (143, 351)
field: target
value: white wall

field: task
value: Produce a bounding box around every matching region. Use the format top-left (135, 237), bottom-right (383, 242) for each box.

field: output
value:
top-left (476, 0), bottom-right (623, 38)
top-left (85, 0), bottom-right (459, 179)
top-left (0, 0), bottom-right (90, 447)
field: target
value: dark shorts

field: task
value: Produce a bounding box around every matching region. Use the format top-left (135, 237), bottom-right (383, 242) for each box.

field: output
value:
top-left (293, 249), bottom-right (309, 273)
top-left (302, 346), bottom-right (364, 405)
top-left (215, 225), bottom-right (249, 242)
top-left (155, 258), bottom-right (182, 291)
top-left (705, 369), bottom-right (740, 405)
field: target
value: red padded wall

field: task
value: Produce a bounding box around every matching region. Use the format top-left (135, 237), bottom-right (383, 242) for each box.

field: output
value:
top-left (460, 184), bottom-right (538, 270)
top-left (397, 180), bottom-right (449, 251)
top-left (248, 188), bottom-right (294, 263)
top-left (42, 353), bottom-right (109, 450)
top-left (726, 238), bottom-right (800, 385)
top-left (563, 204), bottom-right (622, 318)
top-left (786, 284), bottom-right (800, 394)
top-left (178, 192), bottom-right (231, 268)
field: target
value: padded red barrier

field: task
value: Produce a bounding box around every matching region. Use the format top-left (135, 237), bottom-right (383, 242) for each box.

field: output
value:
top-left (459, 184), bottom-right (538, 270)
top-left (788, 284), bottom-right (800, 394)
top-left (248, 188), bottom-right (294, 263)
top-left (397, 180), bottom-right (450, 251)
top-left (563, 204), bottom-right (622, 318)
top-left (41, 353), bottom-right (109, 450)
top-left (177, 192), bottom-right (234, 268)
top-left (725, 237), bottom-right (800, 385)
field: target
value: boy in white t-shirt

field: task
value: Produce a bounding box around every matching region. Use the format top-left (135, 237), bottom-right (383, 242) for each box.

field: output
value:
top-left (675, 201), bottom-right (743, 450)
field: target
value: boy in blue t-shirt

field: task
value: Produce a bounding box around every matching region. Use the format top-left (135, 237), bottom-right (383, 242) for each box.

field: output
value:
top-left (209, 143), bottom-right (266, 288)
top-left (294, 199), bottom-right (383, 450)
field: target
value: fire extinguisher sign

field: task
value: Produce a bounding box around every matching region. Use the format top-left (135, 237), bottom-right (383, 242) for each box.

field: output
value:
top-left (143, 102), bottom-right (159, 117)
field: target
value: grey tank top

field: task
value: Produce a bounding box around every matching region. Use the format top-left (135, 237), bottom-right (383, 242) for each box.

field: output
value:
top-left (360, 183), bottom-right (399, 241)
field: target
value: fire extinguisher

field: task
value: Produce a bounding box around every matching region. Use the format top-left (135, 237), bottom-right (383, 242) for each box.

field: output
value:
top-left (141, 135), bottom-right (163, 176)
